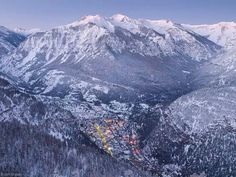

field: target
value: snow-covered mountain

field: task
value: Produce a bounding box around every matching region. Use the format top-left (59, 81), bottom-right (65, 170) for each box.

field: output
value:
top-left (0, 15), bottom-right (235, 177)
top-left (0, 14), bottom-right (220, 107)
top-left (186, 22), bottom-right (236, 89)
top-left (0, 26), bottom-right (25, 57)
top-left (170, 87), bottom-right (236, 133)
top-left (184, 22), bottom-right (236, 49)
top-left (14, 27), bottom-right (42, 36)
top-left (191, 47), bottom-right (236, 90)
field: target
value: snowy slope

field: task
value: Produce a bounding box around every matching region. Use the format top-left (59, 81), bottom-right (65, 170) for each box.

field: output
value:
top-left (170, 87), bottom-right (236, 133)
top-left (0, 26), bottom-right (25, 57)
top-left (141, 87), bottom-right (236, 176)
top-left (182, 22), bottom-right (236, 90)
top-left (14, 27), bottom-right (42, 36)
top-left (184, 22), bottom-right (236, 49)
top-left (191, 47), bottom-right (236, 89)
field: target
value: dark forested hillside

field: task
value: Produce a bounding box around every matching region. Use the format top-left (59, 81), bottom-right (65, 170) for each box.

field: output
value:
top-left (0, 122), bottom-right (153, 177)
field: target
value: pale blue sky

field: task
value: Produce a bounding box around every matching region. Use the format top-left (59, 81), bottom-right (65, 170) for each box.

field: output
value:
top-left (0, 0), bottom-right (235, 29)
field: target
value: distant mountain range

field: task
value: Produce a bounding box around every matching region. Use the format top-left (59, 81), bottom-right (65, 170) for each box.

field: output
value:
top-left (0, 15), bottom-right (235, 177)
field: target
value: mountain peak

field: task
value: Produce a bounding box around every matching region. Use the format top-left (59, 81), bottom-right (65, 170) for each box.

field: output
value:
top-left (64, 14), bottom-right (179, 34)
top-left (14, 27), bottom-right (42, 36)
top-left (66, 15), bottom-right (114, 32)
top-left (145, 19), bottom-right (176, 28)
top-left (81, 15), bottom-right (104, 23)
top-left (111, 14), bottom-right (132, 22)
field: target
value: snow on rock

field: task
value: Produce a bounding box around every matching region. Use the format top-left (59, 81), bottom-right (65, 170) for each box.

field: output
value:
top-left (42, 70), bottom-right (65, 94)
top-left (190, 172), bottom-right (207, 177)
top-left (184, 22), bottom-right (236, 49)
top-left (14, 27), bottom-right (42, 36)
top-left (111, 14), bottom-right (140, 33)
top-left (93, 84), bottom-right (109, 94)
top-left (192, 45), bottom-right (236, 89)
top-left (67, 15), bottom-right (115, 32)
top-left (170, 87), bottom-right (236, 133)
top-left (0, 26), bottom-right (25, 57)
